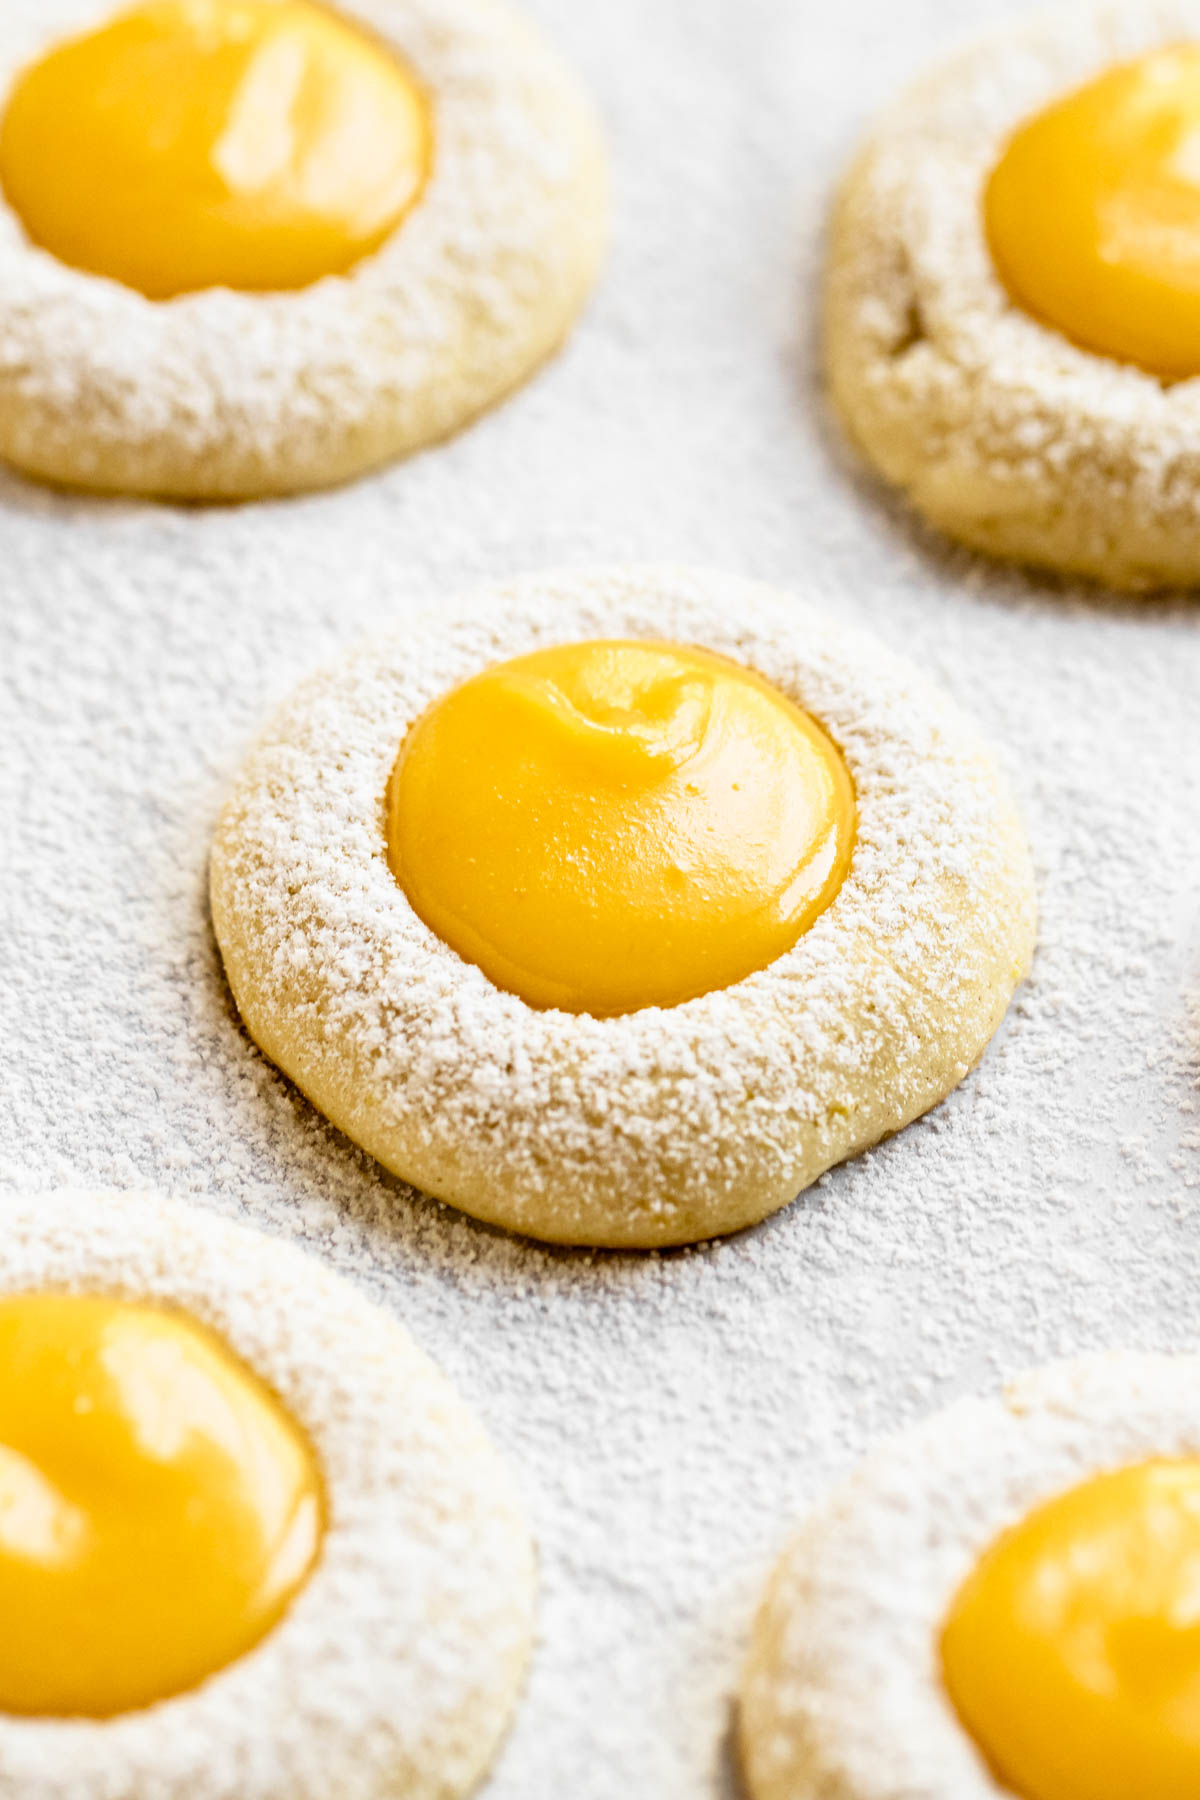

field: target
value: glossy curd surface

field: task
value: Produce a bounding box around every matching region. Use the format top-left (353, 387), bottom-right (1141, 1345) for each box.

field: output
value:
top-left (986, 44), bottom-right (1200, 377)
top-left (942, 1458), bottom-right (1200, 1799)
top-left (388, 639), bottom-right (856, 1017)
top-left (0, 0), bottom-right (430, 298)
top-left (0, 1292), bottom-right (324, 1717)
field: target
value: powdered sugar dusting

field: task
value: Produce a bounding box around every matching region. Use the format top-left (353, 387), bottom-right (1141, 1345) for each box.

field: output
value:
top-left (1, 0), bottom-right (1199, 1791)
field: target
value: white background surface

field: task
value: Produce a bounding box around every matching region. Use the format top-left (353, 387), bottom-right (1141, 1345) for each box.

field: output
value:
top-left (3, 0), bottom-right (1200, 1792)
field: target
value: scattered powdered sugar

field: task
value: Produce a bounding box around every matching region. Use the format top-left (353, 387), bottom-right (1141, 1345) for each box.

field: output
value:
top-left (0, 0), bottom-right (607, 495)
top-left (0, 0), bottom-right (1199, 1792)
top-left (0, 1189), bottom-right (533, 1800)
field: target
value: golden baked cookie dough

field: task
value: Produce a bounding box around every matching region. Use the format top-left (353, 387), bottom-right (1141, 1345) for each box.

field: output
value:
top-left (0, 1188), bottom-right (534, 1800)
top-left (0, 0), bottom-right (607, 498)
top-left (740, 1353), bottom-right (1200, 1800)
top-left (826, 0), bottom-right (1200, 590)
top-left (210, 566), bottom-right (1036, 1249)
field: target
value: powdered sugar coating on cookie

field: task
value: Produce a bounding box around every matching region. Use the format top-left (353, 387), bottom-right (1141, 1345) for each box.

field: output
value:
top-left (739, 1351), bottom-right (1200, 1800)
top-left (826, 0), bottom-right (1200, 590)
top-left (0, 0), bottom-right (608, 498)
top-left (0, 1188), bottom-right (535, 1800)
top-left (209, 565), bottom-right (1036, 1248)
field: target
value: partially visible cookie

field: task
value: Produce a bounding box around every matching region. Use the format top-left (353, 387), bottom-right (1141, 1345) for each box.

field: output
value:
top-left (0, 1188), bottom-right (535, 1800)
top-left (827, 1), bottom-right (1200, 590)
top-left (740, 1353), bottom-right (1200, 1800)
top-left (0, 0), bottom-right (608, 498)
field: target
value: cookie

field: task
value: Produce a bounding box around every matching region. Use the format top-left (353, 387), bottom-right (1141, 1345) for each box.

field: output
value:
top-left (210, 565), bottom-right (1036, 1247)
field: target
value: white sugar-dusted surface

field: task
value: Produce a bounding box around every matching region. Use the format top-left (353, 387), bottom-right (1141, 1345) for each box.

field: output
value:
top-left (1, 0), bottom-right (1199, 1795)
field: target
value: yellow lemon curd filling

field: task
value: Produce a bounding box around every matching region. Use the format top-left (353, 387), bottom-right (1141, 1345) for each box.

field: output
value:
top-left (941, 1459), bottom-right (1200, 1800)
top-left (388, 639), bottom-right (856, 1017)
top-left (0, 0), bottom-right (430, 299)
top-left (0, 1292), bottom-right (324, 1717)
top-left (986, 44), bottom-right (1200, 379)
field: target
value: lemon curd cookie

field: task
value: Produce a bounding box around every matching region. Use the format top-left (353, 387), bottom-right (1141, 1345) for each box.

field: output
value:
top-left (209, 566), bottom-right (1036, 1250)
top-left (740, 1353), bottom-right (1200, 1800)
top-left (0, 0), bottom-right (607, 498)
top-left (0, 1187), bottom-right (534, 1800)
top-left (826, 1), bottom-right (1200, 590)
